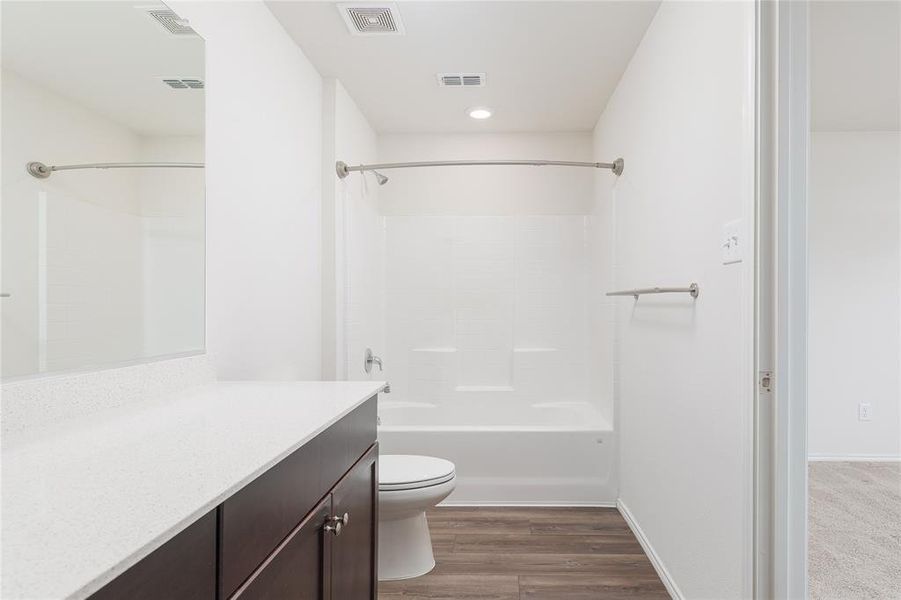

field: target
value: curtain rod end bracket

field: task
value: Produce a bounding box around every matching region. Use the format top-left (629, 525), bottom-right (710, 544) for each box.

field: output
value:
top-left (336, 161), bottom-right (350, 179)
top-left (26, 161), bottom-right (51, 179)
top-left (613, 158), bottom-right (624, 176)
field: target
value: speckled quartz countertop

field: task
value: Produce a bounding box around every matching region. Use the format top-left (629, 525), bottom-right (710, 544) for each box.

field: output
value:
top-left (1, 381), bottom-right (385, 600)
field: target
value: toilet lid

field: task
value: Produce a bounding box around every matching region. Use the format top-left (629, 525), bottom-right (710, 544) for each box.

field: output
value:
top-left (379, 455), bottom-right (456, 491)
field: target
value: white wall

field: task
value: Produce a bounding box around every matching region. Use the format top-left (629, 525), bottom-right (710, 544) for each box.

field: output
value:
top-left (809, 131), bottom-right (901, 460)
top-left (323, 80), bottom-right (385, 382)
top-left (593, 2), bottom-right (755, 598)
top-left (810, 1), bottom-right (900, 132)
top-left (168, 1), bottom-right (324, 380)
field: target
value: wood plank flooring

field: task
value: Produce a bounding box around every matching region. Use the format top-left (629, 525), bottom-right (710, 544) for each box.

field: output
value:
top-left (378, 507), bottom-right (669, 600)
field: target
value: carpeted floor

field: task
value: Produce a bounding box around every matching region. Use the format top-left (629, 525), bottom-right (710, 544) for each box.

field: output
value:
top-left (808, 461), bottom-right (901, 599)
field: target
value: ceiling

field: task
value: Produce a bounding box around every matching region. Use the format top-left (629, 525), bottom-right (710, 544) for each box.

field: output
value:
top-left (1, 1), bottom-right (204, 136)
top-left (811, 1), bottom-right (900, 131)
top-left (268, 1), bottom-right (660, 133)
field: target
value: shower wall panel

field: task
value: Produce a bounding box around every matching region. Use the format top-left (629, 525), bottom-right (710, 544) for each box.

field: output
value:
top-left (385, 215), bottom-right (590, 410)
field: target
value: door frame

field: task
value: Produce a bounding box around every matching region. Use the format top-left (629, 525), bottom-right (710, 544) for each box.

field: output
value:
top-left (755, 1), bottom-right (810, 598)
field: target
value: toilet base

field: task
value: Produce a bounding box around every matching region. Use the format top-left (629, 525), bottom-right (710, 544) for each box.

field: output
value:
top-left (378, 511), bottom-right (436, 581)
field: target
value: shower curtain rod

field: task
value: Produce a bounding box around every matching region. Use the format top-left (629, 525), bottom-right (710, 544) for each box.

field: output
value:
top-left (26, 161), bottom-right (204, 180)
top-left (335, 157), bottom-right (625, 182)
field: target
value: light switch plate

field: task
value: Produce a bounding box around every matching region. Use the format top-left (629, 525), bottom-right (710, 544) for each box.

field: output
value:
top-left (722, 219), bottom-right (742, 265)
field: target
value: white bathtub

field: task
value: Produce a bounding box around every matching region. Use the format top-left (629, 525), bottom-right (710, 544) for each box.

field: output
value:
top-left (376, 399), bottom-right (616, 505)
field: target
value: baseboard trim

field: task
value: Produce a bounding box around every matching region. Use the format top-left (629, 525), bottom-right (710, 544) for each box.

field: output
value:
top-left (439, 501), bottom-right (618, 508)
top-left (617, 500), bottom-right (683, 600)
top-left (808, 455), bottom-right (901, 462)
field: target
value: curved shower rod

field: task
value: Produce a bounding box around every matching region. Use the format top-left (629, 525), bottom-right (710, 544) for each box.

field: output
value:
top-left (26, 161), bottom-right (205, 180)
top-left (335, 157), bottom-right (624, 185)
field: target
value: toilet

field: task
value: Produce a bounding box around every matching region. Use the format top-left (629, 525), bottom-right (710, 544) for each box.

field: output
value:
top-left (378, 454), bottom-right (456, 581)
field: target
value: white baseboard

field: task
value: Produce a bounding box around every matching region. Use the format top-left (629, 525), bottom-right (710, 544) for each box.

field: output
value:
top-left (617, 499), bottom-right (683, 600)
top-left (808, 454), bottom-right (901, 462)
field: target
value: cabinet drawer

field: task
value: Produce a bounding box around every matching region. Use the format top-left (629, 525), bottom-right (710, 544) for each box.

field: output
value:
top-left (220, 396), bottom-right (377, 597)
top-left (91, 510), bottom-right (216, 600)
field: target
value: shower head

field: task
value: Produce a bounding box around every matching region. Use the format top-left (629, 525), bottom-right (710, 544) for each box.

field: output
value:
top-left (373, 170), bottom-right (389, 185)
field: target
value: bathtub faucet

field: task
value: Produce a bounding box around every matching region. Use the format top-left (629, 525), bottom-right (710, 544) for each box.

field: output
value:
top-left (364, 348), bottom-right (383, 373)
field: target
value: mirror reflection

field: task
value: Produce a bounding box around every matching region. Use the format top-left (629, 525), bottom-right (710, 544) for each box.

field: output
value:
top-left (1, 1), bottom-right (205, 378)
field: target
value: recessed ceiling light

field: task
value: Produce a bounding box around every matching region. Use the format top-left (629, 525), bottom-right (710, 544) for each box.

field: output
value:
top-left (467, 107), bottom-right (493, 120)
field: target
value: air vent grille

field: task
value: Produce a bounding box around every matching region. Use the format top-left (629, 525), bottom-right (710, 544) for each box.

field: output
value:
top-left (437, 73), bottom-right (487, 88)
top-left (163, 78), bottom-right (204, 90)
top-left (339, 4), bottom-right (405, 35)
top-left (146, 9), bottom-right (196, 35)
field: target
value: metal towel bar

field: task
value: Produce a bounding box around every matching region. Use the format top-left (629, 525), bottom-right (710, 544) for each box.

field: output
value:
top-left (606, 283), bottom-right (699, 299)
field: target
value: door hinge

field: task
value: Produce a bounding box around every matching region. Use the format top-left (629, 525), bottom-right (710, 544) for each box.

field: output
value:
top-left (759, 370), bottom-right (773, 393)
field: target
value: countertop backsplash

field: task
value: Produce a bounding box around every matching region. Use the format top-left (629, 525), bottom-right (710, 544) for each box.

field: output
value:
top-left (1, 354), bottom-right (214, 436)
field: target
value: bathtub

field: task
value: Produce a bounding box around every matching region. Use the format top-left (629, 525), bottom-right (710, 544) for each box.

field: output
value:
top-left (376, 399), bottom-right (617, 505)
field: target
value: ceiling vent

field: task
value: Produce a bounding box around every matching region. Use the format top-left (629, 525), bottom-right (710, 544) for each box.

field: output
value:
top-left (437, 73), bottom-right (487, 88)
top-left (162, 78), bottom-right (204, 90)
top-left (145, 8), bottom-right (197, 36)
top-left (338, 3), bottom-right (405, 35)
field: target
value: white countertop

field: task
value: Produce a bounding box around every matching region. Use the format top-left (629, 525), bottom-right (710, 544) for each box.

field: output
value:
top-left (1, 380), bottom-right (385, 600)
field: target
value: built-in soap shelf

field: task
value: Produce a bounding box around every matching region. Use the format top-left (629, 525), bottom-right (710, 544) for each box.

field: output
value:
top-left (410, 347), bottom-right (558, 354)
top-left (454, 385), bottom-right (515, 392)
top-left (410, 347), bottom-right (457, 353)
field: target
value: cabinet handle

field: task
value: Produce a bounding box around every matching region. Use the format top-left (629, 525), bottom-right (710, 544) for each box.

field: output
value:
top-left (328, 513), bottom-right (349, 526)
top-left (324, 521), bottom-right (343, 536)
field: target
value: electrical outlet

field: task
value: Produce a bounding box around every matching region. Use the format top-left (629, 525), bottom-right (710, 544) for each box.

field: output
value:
top-left (722, 220), bottom-right (742, 265)
top-left (858, 402), bottom-right (872, 421)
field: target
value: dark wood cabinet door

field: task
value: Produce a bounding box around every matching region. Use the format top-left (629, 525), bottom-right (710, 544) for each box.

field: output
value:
top-left (330, 443), bottom-right (378, 600)
top-left (231, 495), bottom-right (332, 600)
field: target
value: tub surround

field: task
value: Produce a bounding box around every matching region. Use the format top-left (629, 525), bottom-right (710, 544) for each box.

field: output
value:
top-left (1, 380), bottom-right (385, 600)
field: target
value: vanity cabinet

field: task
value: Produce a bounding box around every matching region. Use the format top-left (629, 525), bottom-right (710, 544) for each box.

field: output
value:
top-left (234, 444), bottom-right (379, 600)
top-left (89, 396), bottom-right (378, 600)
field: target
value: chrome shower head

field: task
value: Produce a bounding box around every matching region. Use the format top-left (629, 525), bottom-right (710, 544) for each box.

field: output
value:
top-left (373, 171), bottom-right (389, 185)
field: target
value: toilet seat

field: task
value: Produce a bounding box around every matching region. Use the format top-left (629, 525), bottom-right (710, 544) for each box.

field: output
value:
top-left (379, 455), bottom-right (455, 491)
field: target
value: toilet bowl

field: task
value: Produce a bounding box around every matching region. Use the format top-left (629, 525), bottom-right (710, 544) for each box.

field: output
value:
top-left (378, 454), bottom-right (456, 581)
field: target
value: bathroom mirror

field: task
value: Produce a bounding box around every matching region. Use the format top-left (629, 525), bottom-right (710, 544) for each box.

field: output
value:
top-left (0, 1), bottom-right (205, 379)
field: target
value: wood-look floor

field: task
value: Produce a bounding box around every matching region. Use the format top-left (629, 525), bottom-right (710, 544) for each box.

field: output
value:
top-left (378, 507), bottom-right (669, 600)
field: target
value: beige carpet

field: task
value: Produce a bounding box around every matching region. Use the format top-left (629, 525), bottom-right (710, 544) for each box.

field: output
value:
top-left (808, 461), bottom-right (901, 599)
